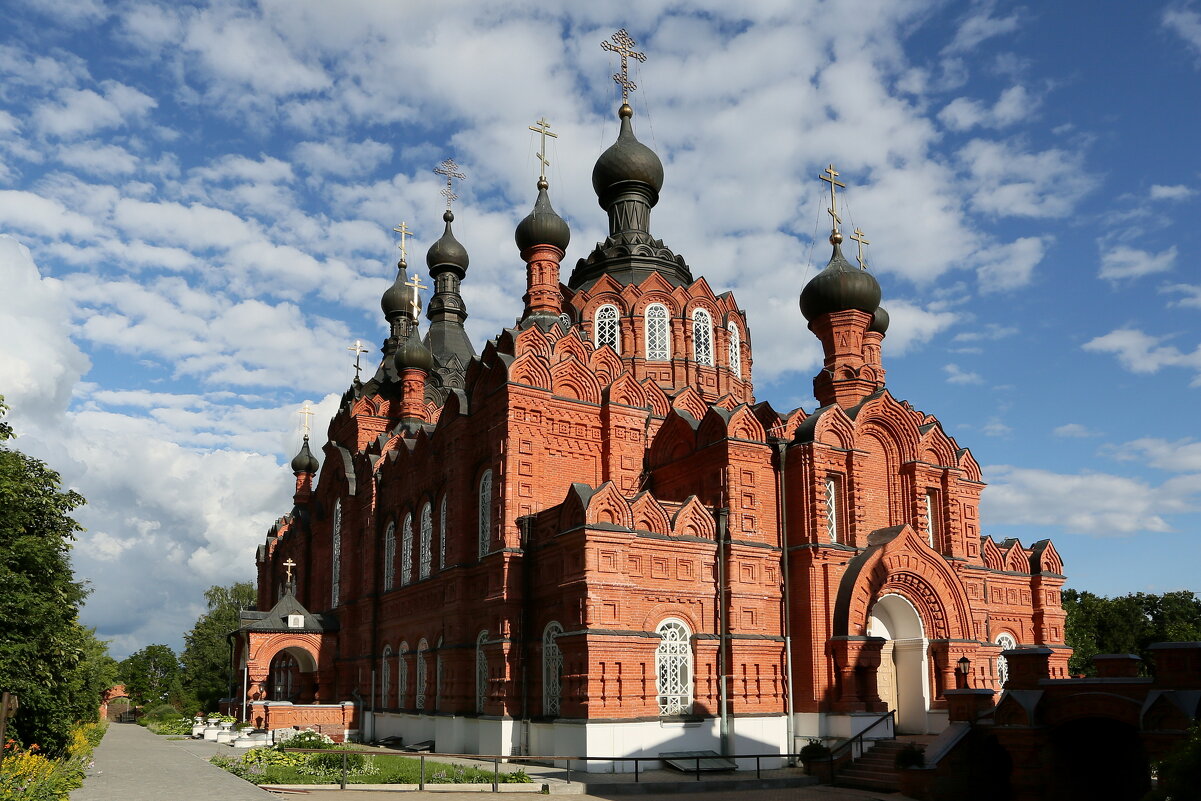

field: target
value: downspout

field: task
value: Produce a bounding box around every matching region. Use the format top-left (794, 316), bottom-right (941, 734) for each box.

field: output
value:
top-left (242, 664), bottom-right (248, 724)
top-left (518, 515), bottom-right (535, 756)
top-left (716, 506), bottom-right (730, 756)
top-left (775, 440), bottom-right (797, 764)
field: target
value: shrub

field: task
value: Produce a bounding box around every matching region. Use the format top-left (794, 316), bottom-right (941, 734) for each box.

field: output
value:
top-left (895, 742), bottom-right (925, 769)
top-left (0, 737), bottom-right (92, 801)
top-left (300, 748), bottom-right (376, 778)
top-left (277, 730), bottom-right (335, 749)
top-left (799, 739), bottom-right (831, 762)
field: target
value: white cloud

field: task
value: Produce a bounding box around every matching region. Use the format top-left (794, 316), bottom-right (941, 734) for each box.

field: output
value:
top-left (293, 139), bottom-right (393, 178)
top-left (32, 80), bottom-right (156, 138)
top-left (1099, 244), bottom-right (1177, 281)
top-left (112, 198), bottom-right (259, 250)
top-left (1053, 423), bottom-right (1100, 438)
top-left (944, 363), bottom-right (984, 384)
top-left (1164, 7), bottom-right (1201, 62)
top-left (1083, 328), bottom-right (1201, 384)
top-left (939, 85), bottom-right (1036, 131)
top-left (944, 3), bottom-right (1021, 54)
top-left (959, 139), bottom-right (1095, 218)
top-left (56, 141), bottom-right (140, 175)
top-left (975, 235), bottom-right (1047, 292)
top-left (953, 323), bottom-right (1018, 343)
top-left (24, 0), bottom-right (109, 27)
top-left (981, 417), bottom-right (1012, 437)
top-left (0, 190), bottom-right (99, 238)
top-left (1150, 183), bottom-right (1195, 200)
top-left (1163, 283), bottom-right (1201, 309)
top-left (883, 300), bottom-right (958, 355)
top-left (1114, 437), bottom-right (1201, 473)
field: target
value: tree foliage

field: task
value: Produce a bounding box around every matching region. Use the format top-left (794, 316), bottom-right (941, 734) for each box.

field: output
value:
top-left (117, 644), bottom-right (181, 706)
top-left (180, 582), bottom-right (256, 712)
top-left (0, 396), bottom-right (116, 751)
top-left (1063, 589), bottom-right (1201, 676)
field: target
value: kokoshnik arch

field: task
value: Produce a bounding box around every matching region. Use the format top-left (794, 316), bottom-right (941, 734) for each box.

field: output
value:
top-left (227, 30), bottom-right (1070, 763)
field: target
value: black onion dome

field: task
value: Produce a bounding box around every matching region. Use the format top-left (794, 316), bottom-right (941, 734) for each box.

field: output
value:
top-left (381, 261), bottom-right (417, 319)
top-left (426, 210), bottom-right (469, 277)
top-left (290, 435), bottom-right (320, 474)
top-left (394, 333), bottom-right (433, 373)
top-left (869, 305), bottom-right (890, 335)
top-left (592, 104), bottom-right (664, 203)
top-left (515, 180), bottom-right (571, 252)
top-left (799, 244), bottom-right (882, 322)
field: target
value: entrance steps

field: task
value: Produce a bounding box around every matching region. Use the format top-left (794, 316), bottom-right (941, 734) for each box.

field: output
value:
top-left (836, 739), bottom-right (922, 792)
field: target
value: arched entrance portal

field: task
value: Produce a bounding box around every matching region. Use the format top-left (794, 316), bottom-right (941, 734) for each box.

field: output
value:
top-left (265, 646), bottom-right (319, 703)
top-left (867, 594), bottom-right (929, 733)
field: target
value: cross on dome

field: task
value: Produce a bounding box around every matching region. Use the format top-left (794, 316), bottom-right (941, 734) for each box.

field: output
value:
top-left (348, 339), bottom-right (369, 381)
top-left (529, 116), bottom-right (558, 184)
top-left (850, 227), bottom-right (870, 270)
top-left (392, 221), bottom-right (414, 263)
top-left (298, 401), bottom-right (314, 436)
top-left (601, 28), bottom-right (646, 105)
top-left (434, 159), bottom-right (466, 210)
top-left (819, 164), bottom-right (846, 243)
top-left (283, 557), bottom-right (296, 584)
top-left (404, 272), bottom-right (428, 319)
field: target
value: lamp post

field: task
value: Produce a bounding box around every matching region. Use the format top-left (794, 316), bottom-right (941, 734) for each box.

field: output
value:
top-left (956, 656), bottom-right (971, 689)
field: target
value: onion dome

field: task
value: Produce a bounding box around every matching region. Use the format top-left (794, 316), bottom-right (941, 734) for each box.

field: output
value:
top-left (515, 179), bottom-right (571, 252)
top-left (799, 241), bottom-right (882, 322)
top-left (394, 332), bottom-right (433, 373)
top-left (381, 261), bottom-right (417, 320)
top-left (592, 104), bottom-right (664, 204)
top-left (426, 210), bottom-right (469, 277)
top-left (869, 305), bottom-right (890, 335)
top-left (290, 435), bottom-right (320, 474)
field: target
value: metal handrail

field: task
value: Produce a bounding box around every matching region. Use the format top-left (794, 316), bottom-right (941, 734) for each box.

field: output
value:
top-left (826, 708), bottom-right (896, 786)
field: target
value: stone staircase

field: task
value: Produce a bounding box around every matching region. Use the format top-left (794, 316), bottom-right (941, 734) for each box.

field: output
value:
top-left (835, 739), bottom-right (919, 792)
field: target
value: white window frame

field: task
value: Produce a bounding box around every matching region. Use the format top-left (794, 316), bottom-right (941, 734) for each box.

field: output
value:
top-left (996, 633), bottom-right (1017, 687)
top-left (692, 308), bottom-right (714, 366)
top-left (380, 646), bottom-right (392, 708)
top-left (331, 500), bottom-right (342, 607)
top-left (594, 304), bottom-right (621, 354)
top-left (543, 622), bottom-right (564, 717)
top-left (397, 642), bottom-right (409, 707)
top-left (825, 476), bottom-right (840, 543)
top-left (476, 631), bottom-right (489, 713)
top-left (415, 639), bottom-right (428, 711)
top-left (383, 521), bottom-right (396, 590)
top-left (478, 470), bottom-right (493, 558)
top-left (419, 502), bottom-right (433, 579)
top-left (727, 321), bottom-right (742, 378)
top-left (401, 512), bottom-right (413, 585)
top-left (655, 619), bottom-right (693, 716)
top-left (645, 303), bottom-right (670, 361)
top-left (924, 489), bottom-right (938, 548)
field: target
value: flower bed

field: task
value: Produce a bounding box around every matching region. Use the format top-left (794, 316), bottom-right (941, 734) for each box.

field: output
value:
top-left (0, 722), bottom-right (106, 801)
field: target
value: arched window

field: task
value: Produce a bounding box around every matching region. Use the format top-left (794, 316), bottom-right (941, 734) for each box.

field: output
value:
top-left (269, 651), bottom-right (299, 702)
top-left (692, 308), bottom-right (713, 366)
top-left (397, 642), bottom-right (409, 708)
top-left (383, 522), bottom-right (396, 590)
top-left (558, 312), bottom-right (571, 330)
top-left (825, 476), bottom-right (840, 543)
top-left (727, 321), bottom-right (742, 378)
top-left (655, 619), bottom-right (693, 716)
top-left (415, 639), bottom-right (428, 711)
top-left (419, 502), bottom-right (433, 579)
top-left (380, 646), bottom-right (392, 708)
top-left (543, 622), bottom-right (564, 716)
top-left (330, 501), bottom-right (342, 607)
top-left (476, 631), bottom-right (489, 713)
top-left (924, 490), bottom-right (939, 548)
top-left (478, 470), bottom-right (493, 558)
top-left (439, 495), bottom-right (447, 570)
top-left (401, 512), bottom-right (413, 585)
top-left (594, 304), bottom-right (620, 354)
top-left (435, 637), bottom-right (444, 712)
top-left (996, 633), bottom-right (1017, 687)
top-left (645, 303), bottom-right (670, 360)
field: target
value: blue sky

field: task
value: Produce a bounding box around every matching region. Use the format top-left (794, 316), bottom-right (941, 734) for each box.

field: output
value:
top-left (1, 1), bottom-right (1199, 659)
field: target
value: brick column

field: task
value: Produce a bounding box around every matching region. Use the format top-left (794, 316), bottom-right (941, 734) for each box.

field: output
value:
top-left (827, 636), bottom-right (886, 713)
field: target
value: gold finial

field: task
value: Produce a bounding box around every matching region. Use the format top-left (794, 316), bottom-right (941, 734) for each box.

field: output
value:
top-left (404, 272), bottom-right (429, 319)
top-left (601, 28), bottom-right (647, 106)
top-left (849, 228), bottom-right (870, 270)
top-left (298, 401), bottom-right (315, 436)
top-left (283, 557), bottom-right (296, 584)
top-left (392, 221), bottom-right (413, 263)
top-left (819, 164), bottom-right (846, 243)
top-left (434, 158), bottom-right (466, 210)
top-left (528, 116), bottom-right (558, 186)
top-left (348, 339), bottom-right (369, 381)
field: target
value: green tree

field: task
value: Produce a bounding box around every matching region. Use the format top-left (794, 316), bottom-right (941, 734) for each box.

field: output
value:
top-left (118, 644), bottom-right (180, 706)
top-left (1063, 589), bottom-right (1201, 676)
top-left (0, 396), bottom-right (114, 751)
top-left (180, 582), bottom-right (256, 711)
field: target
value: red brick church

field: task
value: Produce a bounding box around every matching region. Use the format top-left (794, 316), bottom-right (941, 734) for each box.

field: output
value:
top-left (229, 32), bottom-right (1069, 762)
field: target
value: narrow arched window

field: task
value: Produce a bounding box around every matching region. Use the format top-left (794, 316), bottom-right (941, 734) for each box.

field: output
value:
top-left (996, 633), bottom-right (1017, 687)
top-left (439, 495), bottom-right (447, 570)
top-left (476, 631), bottom-right (489, 713)
top-left (397, 642), bottom-right (409, 708)
top-left (692, 308), bottom-right (713, 366)
top-left (415, 639), bottom-right (428, 711)
top-left (645, 303), bottom-right (670, 360)
top-left (401, 512), bottom-right (413, 586)
top-left (543, 622), bottom-right (564, 716)
top-left (269, 651), bottom-right (299, 701)
top-left (594, 304), bottom-right (620, 354)
top-left (727, 321), bottom-right (742, 378)
top-left (478, 470), bottom-right (493, 558)
top-left (380, 646), bottom-right (392, 708)
top-left (419, 502), bottom-right (433, 579)
top-left (383, 521), bottom-right (396, 591)
top-left (435, 637), bottom-right (444, 712)
top-left (924, 490), bottom-right (939, 548)
top-left (656, 619), bottom-right (693, 716)
top-left (330, 500), bottom-right (342, 607)
top-left (825, 476), bottom-right (840, 543)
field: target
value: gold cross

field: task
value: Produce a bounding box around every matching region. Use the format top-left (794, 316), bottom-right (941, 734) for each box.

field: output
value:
top-left (850, 228), bottom-right (870, 270)
top-left (601, 28), bottom-right (647, 105)
top-left (404, 273), bottom-right (428, 318)
top-left (392, 221), bottom-right (413, 263)
top-left (283, 558), bottom-right (296, 584)
top-left (819, 164), bottom-right (846, 236)
top-left (528, 117), bottom-right (558, 182)
top-left (434, 158), bottom-right (466, 210)
top-left (298, 401), bottom-right (314, 436)
top-left (348, 339), bottom-right (369, 381)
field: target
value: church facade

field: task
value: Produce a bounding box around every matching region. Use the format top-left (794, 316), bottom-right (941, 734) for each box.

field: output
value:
top-left (229, 33), bottom-right (1070, 764)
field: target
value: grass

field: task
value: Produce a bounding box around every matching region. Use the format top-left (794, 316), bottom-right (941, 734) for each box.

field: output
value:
top-left (214, 751), bottom-right (531, 785)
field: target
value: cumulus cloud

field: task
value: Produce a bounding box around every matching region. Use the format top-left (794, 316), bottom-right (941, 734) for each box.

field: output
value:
top-left (293, 138), bottom-right (393, 178)
top-left (32, 80), bottom-right (156, 138)
top-left (1164, 6), bottom-right (1201, 62)
top-left (1083, 328), bottom-right (1201, 384)
top-left (1053, 423), bottom-right (1100, 438)
top-left (1113, 437), bottom-right (1201, 473)
top-left (959, 139), bottom-right (1095, 218)
top-left (944, 3), bottom-right (1022, 54)
top-left (1162, 283), bottom-right (1201, 309)
top-left (974, 235), bottom-right (1047, 292)
top-left (0, 190), bottom-right (98, 239)
top-left (1150, 183), bottom-right (1195, 200)
top-left (944, 363), bottom-right (984, 384)
top-left (56, 141), bottom-right (140, 176)
top-left (1099, 244), bottom-right (1177, 281)
top-left (939, 85), bottom-right (1036, 131)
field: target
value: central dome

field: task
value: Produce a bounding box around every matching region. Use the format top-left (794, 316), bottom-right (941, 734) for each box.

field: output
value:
top-left (592, 104), bottom-right (664, 202)
top-left (799, 243), bottom-right (882, 322)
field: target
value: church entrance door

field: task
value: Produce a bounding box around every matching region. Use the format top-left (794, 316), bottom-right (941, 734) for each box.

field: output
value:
top-left (867, 594), bottom-right (929, 733)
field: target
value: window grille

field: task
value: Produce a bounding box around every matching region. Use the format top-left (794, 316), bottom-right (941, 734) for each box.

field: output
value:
top-left (439, 495), bottom-right (447, 569)
top-left (380, 646), bottom-right (392, 708)
top-left (825, 477), bottom-right (839, 542)
top-left (436, 649), bottom-right (443, 712)
top-left (331, 501), bottom-right (342, 607)
top-left (419, 503), bottom-right (433, 579)
top-left (478, 470), bottom-right (492, 558)
top-left (996, 633), bottom-right (1017, 687)
top-left (727, 322), bottom-right (742, 378)
top-left (645, 303), bottom-right (670, 360)
top-left (543, 622), bottom-right (564, 716)
top-left (383, 522), bottom-right (396, 590)
top-left (269, 652), bottom-right (298, 701)
top-left (401, 512), bottom-right (413, 585)
top-left (415, 640), bottom-right (428, 710)
top-left (558, 312), bottom-right (571, 330)
top-left (924, 490), bottom-right (938, 548)
top-left (594, 304), bottom-right (621, 353)
top-left (692, 309), bottom-right (713, 365)
top-left (397, 643), bottom-right (408, 707)
top-left (655, 620), bottom-right (693, 716)
top-left (476, 631), bottom-right (489, 713)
